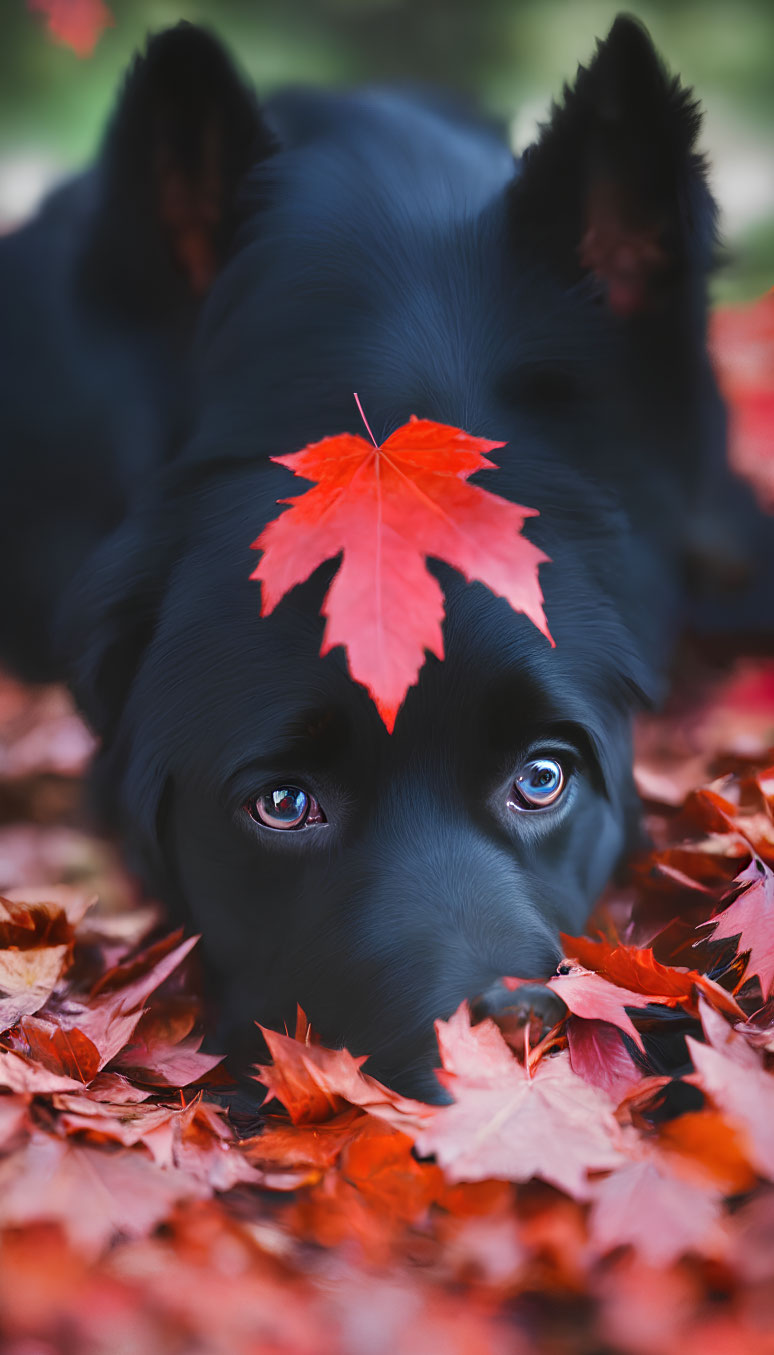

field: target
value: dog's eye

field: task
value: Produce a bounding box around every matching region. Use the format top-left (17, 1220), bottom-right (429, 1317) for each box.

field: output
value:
top-left (509, 757), bottom-right (565, 810)
top-left (246, 786), bottom-right (325, 830)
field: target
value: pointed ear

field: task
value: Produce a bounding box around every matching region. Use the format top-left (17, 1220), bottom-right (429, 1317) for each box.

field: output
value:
top-left (511, 15), bottom-right (716, 315)
top-left (84, 23), bottom-right (276, 308)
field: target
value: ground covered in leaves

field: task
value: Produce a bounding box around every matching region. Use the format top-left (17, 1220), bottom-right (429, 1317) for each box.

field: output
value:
top-left (0, 652), bottom-right (774, 1355)
top-left (0, 294), bottom-right (771, 1353)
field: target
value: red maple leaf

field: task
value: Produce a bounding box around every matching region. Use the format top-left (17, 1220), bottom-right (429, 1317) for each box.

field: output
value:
top-left (699, 856), bottom-right (774, 999)
top-left (4, 931), bottom-right (202, 1078)
top-left (254, 1022), bottom-right (432, 1131)
top-left (566, 1017), bottom-right (642, 1102)
top-left (27, 0), bottom-right (114, 58)
top-left (0, 1133), bottom-right (205, 1258)
top-left (114, 1034), bottom-right (223, 1089)
top-left (255, 1024), bottom-right (350, 1125)
top-left (0, 1049), bottom-right (87, 1094)
top-left (251, 405), bottom-right (553, 731)
top-left (16, 1016), bottom-right (99, 1083)
top-left (414, 1006), bottom-right (626, 1198)
top-left (335, 1116), bottom-right (444, 1222)
top-left (245, 1107), bottom-right (365, 1172)
top-left (588, 1155), bottom-right (726, 1265)
top-left (546, 966), bottom-right (666, 1051)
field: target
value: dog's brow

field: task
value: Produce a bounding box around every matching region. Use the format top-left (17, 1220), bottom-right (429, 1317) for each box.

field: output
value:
top-left (219, 707), bottom-right (342, 801)
top-left (286, 707), bottom-right (337, 741)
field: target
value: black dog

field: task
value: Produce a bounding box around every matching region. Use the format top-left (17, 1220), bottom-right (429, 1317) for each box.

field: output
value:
top-left (0, 18), bottom-right (767, 1097)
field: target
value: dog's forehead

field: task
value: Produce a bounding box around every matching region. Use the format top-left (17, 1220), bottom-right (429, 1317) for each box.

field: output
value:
top-left (148, 499), bottom-right (608, 793)
top-left (194, 129), bottom-right (596, 458)
top-left (141, 426), bottom-right (657, 790)
top-left (200, 229), bottom-right (512, 454)
top-left (160, 527), bottom-right (549, 701)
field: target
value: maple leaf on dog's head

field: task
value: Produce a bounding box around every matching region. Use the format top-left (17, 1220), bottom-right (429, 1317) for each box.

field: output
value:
top-left (251, 410), bottom-right (553, 731)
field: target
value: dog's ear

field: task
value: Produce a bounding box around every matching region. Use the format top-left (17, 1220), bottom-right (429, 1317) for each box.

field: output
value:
top-left (83, 22), bottom-right (275, 309)
top-left (512, 15), bottom-right (715, 315)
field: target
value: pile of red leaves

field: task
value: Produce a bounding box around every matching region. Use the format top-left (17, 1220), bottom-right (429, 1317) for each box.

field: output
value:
top-left (0, 668), bottom-right (773, 1353)
top-left (0, 294), bottom-right (772, 1352)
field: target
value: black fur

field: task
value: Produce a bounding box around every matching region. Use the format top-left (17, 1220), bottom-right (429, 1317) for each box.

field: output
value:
top-left (0, 18), bottom-right (769, 1097)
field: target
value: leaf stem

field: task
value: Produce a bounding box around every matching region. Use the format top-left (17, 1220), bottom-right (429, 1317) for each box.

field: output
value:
top-left (353, 392), bottom-right (379, 449)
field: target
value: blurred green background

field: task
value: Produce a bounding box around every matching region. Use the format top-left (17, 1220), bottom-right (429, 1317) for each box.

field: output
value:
top-left (0, 0), bottom-right (772, 300)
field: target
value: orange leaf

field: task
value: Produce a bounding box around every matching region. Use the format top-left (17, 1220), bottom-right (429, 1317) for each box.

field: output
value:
top-left (255, 1025), bottom-right (350, 1125)
top-left (338, 1117), bottom-right (444, 1220)
top-left (559, 933), bottom-right (742, 1016)
top-left (687, 1007), bottom-right (774, 1181)
top-left (659, 1110), bottom-right (757, 1193)
top-left (244, 1107), bottom-right (365, 1171)
top-left (17, 1016), bottom-right (100, 1084)
top-left (255, 1023), bottom-right (432, 1130)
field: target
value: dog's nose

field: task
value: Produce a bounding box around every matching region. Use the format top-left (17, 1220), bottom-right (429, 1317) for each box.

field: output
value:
top-left (470, 979), bottom-right (568, 1054)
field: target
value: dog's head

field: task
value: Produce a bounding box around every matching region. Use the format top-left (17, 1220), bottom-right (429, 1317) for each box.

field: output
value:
top-left (63, 18), bottom-right (716, 1096)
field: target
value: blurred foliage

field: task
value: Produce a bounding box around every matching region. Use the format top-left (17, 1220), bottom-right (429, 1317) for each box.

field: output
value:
top-left (0, 0), bottom-right (771, 298)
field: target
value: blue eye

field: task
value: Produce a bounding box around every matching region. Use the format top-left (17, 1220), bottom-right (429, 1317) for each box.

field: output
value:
top-left (247, 786), bottom-right (325, 831)
top-left (510, 757), bottom-right (565, 810)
